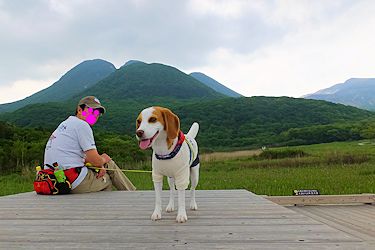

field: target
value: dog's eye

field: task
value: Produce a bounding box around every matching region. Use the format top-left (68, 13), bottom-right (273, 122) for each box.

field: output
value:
top-left (148, 117), bottom-right (157, 123)
top-left (136, 119), bottom-right (141, 126)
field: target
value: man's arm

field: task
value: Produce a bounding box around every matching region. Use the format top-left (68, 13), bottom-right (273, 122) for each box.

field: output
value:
top-left (85, 149), bottom-right (111, 167)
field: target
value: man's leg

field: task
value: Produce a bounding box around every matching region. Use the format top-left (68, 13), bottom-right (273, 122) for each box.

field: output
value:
top-left (71, 169), bottom-right (112, 194)
top-left (105, 160), bottom-right (136, 191)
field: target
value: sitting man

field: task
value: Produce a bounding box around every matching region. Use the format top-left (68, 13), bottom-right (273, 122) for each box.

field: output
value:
top-left (44, 96), bottom-right (136, 193)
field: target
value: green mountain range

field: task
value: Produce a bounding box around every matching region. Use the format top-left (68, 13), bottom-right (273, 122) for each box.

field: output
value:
top-left (1, 60), bottom-right (375, 150)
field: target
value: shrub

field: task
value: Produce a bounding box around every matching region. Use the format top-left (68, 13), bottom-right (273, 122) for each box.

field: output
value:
top-left (257, 149), bottom-right (308, 160)
top-left (325, 152), bottom-right (369, 165)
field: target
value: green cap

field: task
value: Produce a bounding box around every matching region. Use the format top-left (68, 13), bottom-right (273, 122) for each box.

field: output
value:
top-left (78, 96), bottom-right (106, 114)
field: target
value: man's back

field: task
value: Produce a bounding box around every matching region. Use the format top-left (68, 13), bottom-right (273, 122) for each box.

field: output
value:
top-left (44, 116), bottom-right (96, 169)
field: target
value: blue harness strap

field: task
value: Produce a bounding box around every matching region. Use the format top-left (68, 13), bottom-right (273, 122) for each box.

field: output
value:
top-left (155, 131), bottom-right (199, 168)
top-left (185, 136), bottom-right (199, 168)
top-left (190, 154), bottom-right (199, 168)
top-left (155, 131), bottom-right (185, 160)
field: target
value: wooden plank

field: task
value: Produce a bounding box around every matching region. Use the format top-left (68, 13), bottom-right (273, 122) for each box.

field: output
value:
top-left (264, 194), bottom-right (375, 205)
top-left (0, 242), bottom-right (371, 250)
top-left (0, 217), bottom-right (322, 226)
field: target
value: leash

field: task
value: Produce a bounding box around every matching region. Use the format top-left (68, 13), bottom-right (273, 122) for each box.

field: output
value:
top-left (118, 169), bottom-right (152, 173)
top-left (85, 163), bottom-right (152, 173)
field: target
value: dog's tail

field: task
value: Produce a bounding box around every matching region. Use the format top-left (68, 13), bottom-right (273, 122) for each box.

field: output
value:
top-left (187, 122), bottom-right (199, 139)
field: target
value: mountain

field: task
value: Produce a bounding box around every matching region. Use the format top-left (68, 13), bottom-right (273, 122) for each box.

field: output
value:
top-left (0, 61), bottom-right (226, 130)
top-left (304, 78), bottom-right (375, 110)
top-left (74, 62), bottom-right (225, 102)
top-left (0, 59), bottom-right (116, 113)
top-left (0, 59), bottom-right (233, 114)
top-left (190, 72), bottom-right (242, 97)
top-left (2, 59), bottom-right (375, 150)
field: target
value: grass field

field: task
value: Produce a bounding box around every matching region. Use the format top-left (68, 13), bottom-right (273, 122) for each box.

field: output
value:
top-left (1, 140), bottom-right (375, 196)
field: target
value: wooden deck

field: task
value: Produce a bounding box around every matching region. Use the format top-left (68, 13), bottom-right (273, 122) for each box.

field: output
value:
top-left (289, 204), bottom-right (375, 246)
top-left (0, 190), bottom-right (371, 249)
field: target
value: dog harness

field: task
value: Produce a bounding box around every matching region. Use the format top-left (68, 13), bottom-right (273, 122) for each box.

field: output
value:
top-left (155, 131), bottom-right (199, 168)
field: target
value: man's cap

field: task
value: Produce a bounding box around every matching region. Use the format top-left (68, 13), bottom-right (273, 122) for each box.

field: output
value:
top-left (78, 96), bottom-right (106, 114)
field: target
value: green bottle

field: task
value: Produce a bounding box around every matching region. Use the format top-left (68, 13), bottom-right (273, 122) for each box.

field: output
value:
top-left (53, 162), bottom-right (66, 183)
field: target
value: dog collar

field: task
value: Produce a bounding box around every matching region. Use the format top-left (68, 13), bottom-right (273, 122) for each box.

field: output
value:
top-left (155, 131), bottom-right (185, 160)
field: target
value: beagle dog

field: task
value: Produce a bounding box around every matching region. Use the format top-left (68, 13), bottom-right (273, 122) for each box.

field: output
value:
top-left (136, 107), bottom-right (200, 223)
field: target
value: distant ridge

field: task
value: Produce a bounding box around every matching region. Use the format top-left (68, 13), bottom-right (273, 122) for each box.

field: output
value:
top-left (304, 78), bottom-right (375, 110)
top-left (190, 72), bottom-right (242, 97)
top-left (0, 59), bottom-right (116, 113)
top-left (122, 60), bottom-right (145, 67)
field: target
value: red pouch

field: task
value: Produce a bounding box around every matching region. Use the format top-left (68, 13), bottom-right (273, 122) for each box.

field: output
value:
top-left (34, 169), bottom-right (71, 195)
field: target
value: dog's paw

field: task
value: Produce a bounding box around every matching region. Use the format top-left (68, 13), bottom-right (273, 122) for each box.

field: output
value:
top-left (190, 200), bottom-right (198, 210)
top-left (166, 202), bottom-right (175, 212)
top-left (151, 210), bottom-right (162, 221)
top-left (176, 212), bottom-right (188, 223)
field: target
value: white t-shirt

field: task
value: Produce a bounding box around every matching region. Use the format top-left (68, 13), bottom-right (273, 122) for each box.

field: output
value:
top-left (44, 116), bottom-right (96, 189)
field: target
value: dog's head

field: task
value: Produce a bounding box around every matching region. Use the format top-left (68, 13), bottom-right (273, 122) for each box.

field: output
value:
top-left (136, 106), bottom-right (180, 150)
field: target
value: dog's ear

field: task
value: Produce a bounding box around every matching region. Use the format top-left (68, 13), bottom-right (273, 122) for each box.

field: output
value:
top-left (161, 108), bottom-right (180, 148)
top-left (136, 113), bottom-right (142, 130)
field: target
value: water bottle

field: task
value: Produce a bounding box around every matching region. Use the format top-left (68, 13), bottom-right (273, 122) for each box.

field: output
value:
top-left (53, 162), bottom-right (66, 183)
top-left (35, 166), bottom-right (41, 180)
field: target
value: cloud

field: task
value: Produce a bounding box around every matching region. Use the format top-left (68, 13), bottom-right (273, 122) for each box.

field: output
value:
top-left (186, 0), bottom-right (375, 97)
top-left (0, 79), bottom-right (53, 104)
top-left (0, 0), bottom-right (375, 103)
top-left (188, 0), bottom-right (252, 18)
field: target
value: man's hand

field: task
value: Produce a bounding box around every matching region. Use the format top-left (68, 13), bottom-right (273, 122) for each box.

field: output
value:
top-left (85, 149), bottom-right (111, 167)
top-left (96, 166), bottom-right (106, 179)
top-left (101, 153), bottom-right (111, 164)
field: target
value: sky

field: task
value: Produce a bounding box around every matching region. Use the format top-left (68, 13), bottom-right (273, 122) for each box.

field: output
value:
top-left (1, 0), bottom-right (375, 104)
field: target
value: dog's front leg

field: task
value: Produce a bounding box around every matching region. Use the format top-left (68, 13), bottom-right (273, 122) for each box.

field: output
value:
top-left (176, 189), bottom-right (187, 223)
top-left (151, 181), bottom-right (162, 221)
top-left (166, 177), bottom-right (175, 212)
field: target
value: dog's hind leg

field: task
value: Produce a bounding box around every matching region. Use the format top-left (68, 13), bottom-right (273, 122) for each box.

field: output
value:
top-left (189, 164), bottom-right (200, 210)
top-left (166, 177), bottom-right (175, 212)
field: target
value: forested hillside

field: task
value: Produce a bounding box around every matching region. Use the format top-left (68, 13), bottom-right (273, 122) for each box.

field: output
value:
top-left (1, 96), bottom-right (374, 151)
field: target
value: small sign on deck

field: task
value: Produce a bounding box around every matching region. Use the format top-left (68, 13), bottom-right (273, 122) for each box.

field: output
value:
top-left (293, 189), bottom-right (320, 196)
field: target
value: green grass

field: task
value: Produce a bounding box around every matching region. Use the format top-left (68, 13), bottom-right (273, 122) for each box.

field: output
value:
top-left (2, 140), bottom-right (375, 196)
top-left (0, 173), bottom-right (35, 196)
top-left (199, 163), bottom-right (375, 195)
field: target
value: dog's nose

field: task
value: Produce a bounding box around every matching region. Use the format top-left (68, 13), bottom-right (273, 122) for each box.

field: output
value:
top-left (136, 130), bottom-right (144, 138)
